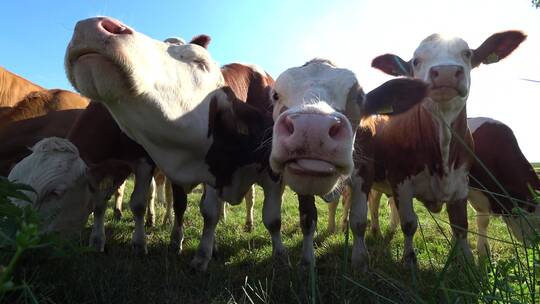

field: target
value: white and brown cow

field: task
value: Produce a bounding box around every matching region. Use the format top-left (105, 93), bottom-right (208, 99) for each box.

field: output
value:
top-left (367, 117), bottom-right (540, 257)
top-left (349, 30), bottom-right (526, 270)
top-left (64, 17), bottom-right (284, 271)
top-left (269, 59), bottom-right (429, 266)
top-left (468, 117), bottom-right (540, 256)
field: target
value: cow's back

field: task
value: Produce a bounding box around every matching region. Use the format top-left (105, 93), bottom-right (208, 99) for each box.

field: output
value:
top-left (221, 63), bottom-right (274, 114)
top-left (0, 67), bottom-right (44, 107)
top-left (0, 109), bottom-right (84, 176)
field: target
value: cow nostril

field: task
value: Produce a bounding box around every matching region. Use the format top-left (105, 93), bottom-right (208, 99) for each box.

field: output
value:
top-left (100, 18), bottom-right (133, 35)
top-left (430, 69), bottom-right (439, 79)
top-left (329, 120), bottom-right (342, 138)
top-left (284, 116), bottom-right (294, 135)
top-left (455, 68), bottom-right (464, 79)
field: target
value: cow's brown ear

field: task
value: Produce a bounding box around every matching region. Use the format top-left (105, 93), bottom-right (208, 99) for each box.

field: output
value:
top-left (371, 54), bottom-right (412, 77)
top-left (190, 34), bottom-right (211, 49)
top-left (471, 30), bottom-right (526, 68)
top-left (87, 160), bottom-right (132, 193)
top-left (363, 78), bottom-right (428, 116)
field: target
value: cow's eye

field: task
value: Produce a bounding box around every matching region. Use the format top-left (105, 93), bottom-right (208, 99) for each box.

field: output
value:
top-left (272, 91), bottom-right (279, 102)
top-left (463, 49), bottom-right (473, 60)
top-left (412, 58), bottom-right (421, 68)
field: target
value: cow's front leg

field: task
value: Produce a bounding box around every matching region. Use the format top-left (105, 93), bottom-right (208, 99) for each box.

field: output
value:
top-left (447, 198), bottom-right (474, 264)
top-left (395, 183), bottom-right (418, 267)
top-left (169, 183), bottom-right (187, 254)
top-left (349, 177), bottom-right (370, 272)
top-left (299, 194), bottom-right (317, 266)
top-left (244, 185), bottom-right (255, 232)
top-left (261, 175), bottom-right (288, 265)
top-left (130, 159), bottom-right (154, 255)
top-left (327, 198), bottom-right (338, 234)
top-left (89, 191), bottom-right (108, 252)
top-left (191, 185), bottom-right (220, 272)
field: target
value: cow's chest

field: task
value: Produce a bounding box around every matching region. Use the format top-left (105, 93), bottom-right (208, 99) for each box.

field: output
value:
top-left (408, 165), bottom-right (469, 205)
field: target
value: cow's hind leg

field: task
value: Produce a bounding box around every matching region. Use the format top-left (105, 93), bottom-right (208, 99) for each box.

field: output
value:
top-left (447, 198), bottom-right (474, 265)
top-left (244, 185), bottom-right (255, 232)
top-left (130, 159), bottom-right (154, 255)
top-left (169, 183), bottom-right (187, 254)
top-left (113, 180), bottom-right (126, 221)
top-left (299, 194), bottom-right (317, 266)
top-left (368, 189), bottom-right (383, 236)
top-left (145, 177), bottom-right (156, 227)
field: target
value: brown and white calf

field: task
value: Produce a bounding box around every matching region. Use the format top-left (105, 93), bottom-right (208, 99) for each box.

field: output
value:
top-left (349, 31), bottom-right (526, 270)
top-left (64, 17), bottom-right (283, 271)
top-left (269, 59), bottom-right (429, 265)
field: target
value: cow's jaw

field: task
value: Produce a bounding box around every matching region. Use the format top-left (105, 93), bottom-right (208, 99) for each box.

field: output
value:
top-left (270, 60), bottom-right (359, 195)
top-left (65, 17), bottom-right (224, 120)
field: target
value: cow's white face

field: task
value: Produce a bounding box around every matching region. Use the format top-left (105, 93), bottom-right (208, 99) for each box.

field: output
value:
top-left (65, 17), bottom-right (224, 119)
top-left (412, 35), bottom-right (472, 110)
top-left (8, 138), bottom-right (92, 234)
top-left (372, 31), bottom-right (526, 122)
top-left (270, 59), bottom-right (361, 195)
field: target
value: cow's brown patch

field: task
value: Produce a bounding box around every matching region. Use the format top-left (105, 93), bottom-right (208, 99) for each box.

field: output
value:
top-left (469, 121), bottom-right (540, 214)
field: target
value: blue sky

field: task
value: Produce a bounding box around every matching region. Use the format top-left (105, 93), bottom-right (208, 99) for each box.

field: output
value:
top-left (1, 0), bottom-right (540, 160)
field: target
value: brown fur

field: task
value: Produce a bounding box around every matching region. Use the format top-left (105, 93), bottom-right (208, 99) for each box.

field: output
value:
top-left (470, 121), bottom-right (540, 214)
top-left (205, 64), bottom-right (275, 189)
top-left (0, 90), bottom-right (88, 129)
top-left (0, 66), bottom-right (44, 107)
top-left (0, 109), bottom-right (84, 176)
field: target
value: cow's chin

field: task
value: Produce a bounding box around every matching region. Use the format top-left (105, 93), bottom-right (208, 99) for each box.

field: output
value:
top-left (71, 54), bottom-right (133, 101)
top-left (429, 86), bottom-right (467, 103)
top-left (282, 159), bottom-right (340, 195)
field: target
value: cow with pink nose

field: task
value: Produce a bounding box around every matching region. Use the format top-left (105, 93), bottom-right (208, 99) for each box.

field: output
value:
top-left (269, 58), bottom-right (429, 266)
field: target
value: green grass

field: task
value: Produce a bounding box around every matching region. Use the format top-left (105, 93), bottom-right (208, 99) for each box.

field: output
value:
top-left (2, 168), bottom-right (540, 304)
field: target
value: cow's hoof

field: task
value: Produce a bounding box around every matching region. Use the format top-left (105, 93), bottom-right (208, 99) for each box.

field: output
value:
top-left (190, 255), bottom-right (210, 272)
top-left (402, 251), bottom-right (417, 268)
top-left (243, 222), bottom-right (253, 233)
top-left (370, 227), bottom-right (382, 238)
top-left (351, 253), bottom-right (369, 273)
top-left (89, 235), bottom-right (105, 252)
top-left (133, 244), bottom-right (148, 256)
top-left (341, 220), bottom-right (349, 233)
top-left (272, 249), bottom-right (291, 268)
top-left (113, 209), bottom-right (123, 221)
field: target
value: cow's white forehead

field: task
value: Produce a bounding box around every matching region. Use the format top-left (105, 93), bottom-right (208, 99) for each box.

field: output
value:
top-left (8, 138), bottom-right (86, 206)
top-left (275, 59), bottom-right (358, 111)
top-left (414, 34), bottom-right (470, 60)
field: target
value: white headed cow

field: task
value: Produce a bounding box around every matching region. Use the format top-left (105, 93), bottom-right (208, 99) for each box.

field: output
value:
top-left (349, 30), bottom-right (527, 270)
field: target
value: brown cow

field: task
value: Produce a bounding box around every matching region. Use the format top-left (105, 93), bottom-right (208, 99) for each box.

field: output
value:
top-left (346, 31), bottom-right (526, 271)
top-left (0, 66), bottom-right (44, 107)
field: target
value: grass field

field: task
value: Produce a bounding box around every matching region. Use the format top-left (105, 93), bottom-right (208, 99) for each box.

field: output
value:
top-left (3, 165), bottom-right (540, 303)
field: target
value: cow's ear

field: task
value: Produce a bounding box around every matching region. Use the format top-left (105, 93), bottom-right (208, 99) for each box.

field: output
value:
top-left (371, 54), bottom-right (412, 77)
top-left (87, 160), bottom-right (132, 193)
top-left (471, 30), bottom-right (526, 68)
top-left (362, 78), bottom-right (428, 116)
top-left (189, 34), bottom-right (211, 49)
top-left (208, 87), bottom-right (251, 137)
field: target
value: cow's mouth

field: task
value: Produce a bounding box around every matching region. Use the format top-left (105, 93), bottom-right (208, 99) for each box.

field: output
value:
top-left (285, 159), bottom-right (337, 177)
top-left (429, 85), bottom-right (466, 101)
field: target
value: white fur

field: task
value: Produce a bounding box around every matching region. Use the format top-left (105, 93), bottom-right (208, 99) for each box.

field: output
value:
top-left (65, 17), bottom-right (286, 268)
top-left (8, 138), bottom-right (91, 233)
top-left (467, 117), bottom-right (503, 133)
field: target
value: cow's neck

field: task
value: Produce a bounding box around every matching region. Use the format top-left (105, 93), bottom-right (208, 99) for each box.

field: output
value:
top-left (422, 98), bottom-right (469, 173)
top-left (0, 67), bottom-right (44, 107)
